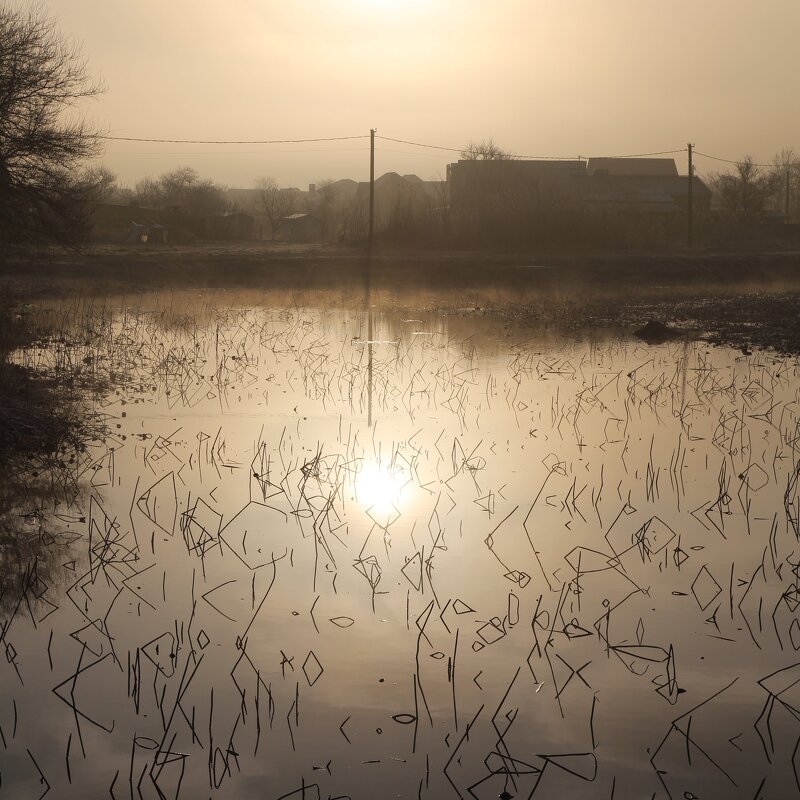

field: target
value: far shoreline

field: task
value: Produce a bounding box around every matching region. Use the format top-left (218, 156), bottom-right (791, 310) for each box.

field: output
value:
top-left (2, 242), bottom-right (800, 355)
top-left (2, 241), bottom-right (800, 297)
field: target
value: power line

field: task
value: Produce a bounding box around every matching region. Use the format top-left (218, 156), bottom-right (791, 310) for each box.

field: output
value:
top-left (376, 135), bottom-right (462, 153)
top-left (378, 135), bottom-right (574, 160)
top-left (693, 151), bottom-right (774, 168)
top-left (585, 148), bottom-right (685, 159)
top-left (505, 152), bottom-right (575, 160)
top-left (377, 135), bottom-right (685, 161)
top-left (95, 130), bottom-right (790, 171)
top-left (104, 147), bottom-right (371, 155)
top-left (96, 134), bottom-right (370, 144)
top-left (98, 131), bottom-right (686, 160)
top-left (375, 146), bottom-right (453, 159)
top-left (380, 136), bottom-right (787, 170)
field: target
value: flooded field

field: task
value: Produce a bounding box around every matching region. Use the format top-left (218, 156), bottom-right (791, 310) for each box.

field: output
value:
top-left (3, 288), bottom-right (800, 798)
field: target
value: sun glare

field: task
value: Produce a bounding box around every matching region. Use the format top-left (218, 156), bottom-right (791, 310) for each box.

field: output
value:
top-left (355, 460), bottom-right (404, 516)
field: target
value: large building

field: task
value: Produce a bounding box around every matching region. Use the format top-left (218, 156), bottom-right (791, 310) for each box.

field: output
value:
top-left (584, 158), bottom-right (711, 214)
top-left (447, 156), bottom-right (711, 216)
top-left (447, 158), bottom-right (586, 203)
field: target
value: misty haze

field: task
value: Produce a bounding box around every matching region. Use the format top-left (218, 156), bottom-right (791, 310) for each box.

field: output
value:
top-left (2, 2), bottom-right (800, 799)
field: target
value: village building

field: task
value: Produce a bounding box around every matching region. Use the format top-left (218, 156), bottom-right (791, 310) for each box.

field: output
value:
top-left (280, 212), bottom-right (323, 243)
top-left (355, 172), bottom-right (444, 233)
top-left (584, 157), bottom-right (712, 215)
top-left (446, 156), bottom-right (711, 218)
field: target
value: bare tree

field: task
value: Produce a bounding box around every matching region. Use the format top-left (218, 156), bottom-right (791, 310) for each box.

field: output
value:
top-left (313, 179), bottom-right (340, 243)
top-left (254, 176), bottom-right (295, 241)
top-left (131, 176), bottom-right (162, 208)
top-left (131, 167), bottom-right (228, 217)
top-left (158, 166), bottom-right (198, 205)
top-left (0, 4), bottom-right (104, 246)
top-left (769, 148), bottom-right (800, 220)
top-left (772, 147), bottom-right (797, 171)
top-left (82, 164), bottom-right (118, 204)
top-left (711, 156), bottom-right (780, 218)
top-left (459, 138), bottom-right (512, 160)
top-left (338, 194), bottom-right (366, 242)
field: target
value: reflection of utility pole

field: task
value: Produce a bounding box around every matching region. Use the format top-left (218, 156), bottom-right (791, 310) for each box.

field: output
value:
top-left (687, 142), bottom-right (693, 249)
top-left (366, 128), bottom-right (375, 426)
top-left (367, 309), bottom-right (373, 427)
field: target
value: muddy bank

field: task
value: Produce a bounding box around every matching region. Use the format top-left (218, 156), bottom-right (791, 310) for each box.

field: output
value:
top-left (0, 292), bottom-right (107, 502)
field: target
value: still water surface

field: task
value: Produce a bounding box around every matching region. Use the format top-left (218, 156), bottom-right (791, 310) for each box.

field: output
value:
top-left (3, 290), bottom-right (800, 799)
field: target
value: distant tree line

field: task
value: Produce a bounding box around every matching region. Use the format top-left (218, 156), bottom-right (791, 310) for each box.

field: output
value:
top-left (2, 0), bottom-right (798, 254)
top-left (83, 139), bottom-right (800, 250)
top-left (86, 166), bottom-right (229, 216)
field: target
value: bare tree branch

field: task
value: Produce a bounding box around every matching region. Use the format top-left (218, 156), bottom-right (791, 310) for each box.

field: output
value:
top-left (0, 3), bottom-right (104, 246)
top-left (459, 138), bottom-right (512, 160)
top-left (710, 156), bottom-right (780, 218)
top-left (254, 176), bottom-right (296, 241)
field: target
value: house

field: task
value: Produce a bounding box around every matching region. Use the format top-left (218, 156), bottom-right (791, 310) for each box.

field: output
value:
top-left (126, 221), bottom-right (169, 244)
top-left (91, 202), bottom-right (171, 242)
top-left (354, 172), bottom-right (445, 232)
top-left (318, 179), bottom-right (359, 202)
top-left (280, 213), bottom-right (323, 243)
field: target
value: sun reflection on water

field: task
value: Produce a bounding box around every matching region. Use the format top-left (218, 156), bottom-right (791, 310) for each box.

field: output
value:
top-left (354, 459), bottom-right (405, 516)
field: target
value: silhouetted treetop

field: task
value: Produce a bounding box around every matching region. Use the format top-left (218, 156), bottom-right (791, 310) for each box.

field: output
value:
top-left (459, 139), bottom-right (512, 160)
top-left (0, 3), bottom-right (104, 246)
top-left (711, 156), bottom-right (780, 218)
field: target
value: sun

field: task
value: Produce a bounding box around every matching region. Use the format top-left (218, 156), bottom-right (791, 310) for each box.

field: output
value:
top-left (352, 0), bottom-right (427, 12)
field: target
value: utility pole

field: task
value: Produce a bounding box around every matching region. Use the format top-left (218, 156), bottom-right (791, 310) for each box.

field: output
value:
top-left (687, 143), bottom-right (693, 249)
top-left (368, 128), bottom-right (375, 253)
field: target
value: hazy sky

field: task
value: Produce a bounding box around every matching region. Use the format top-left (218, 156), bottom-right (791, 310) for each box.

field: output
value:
top-left (16, 0), bottom-right (800, 188)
